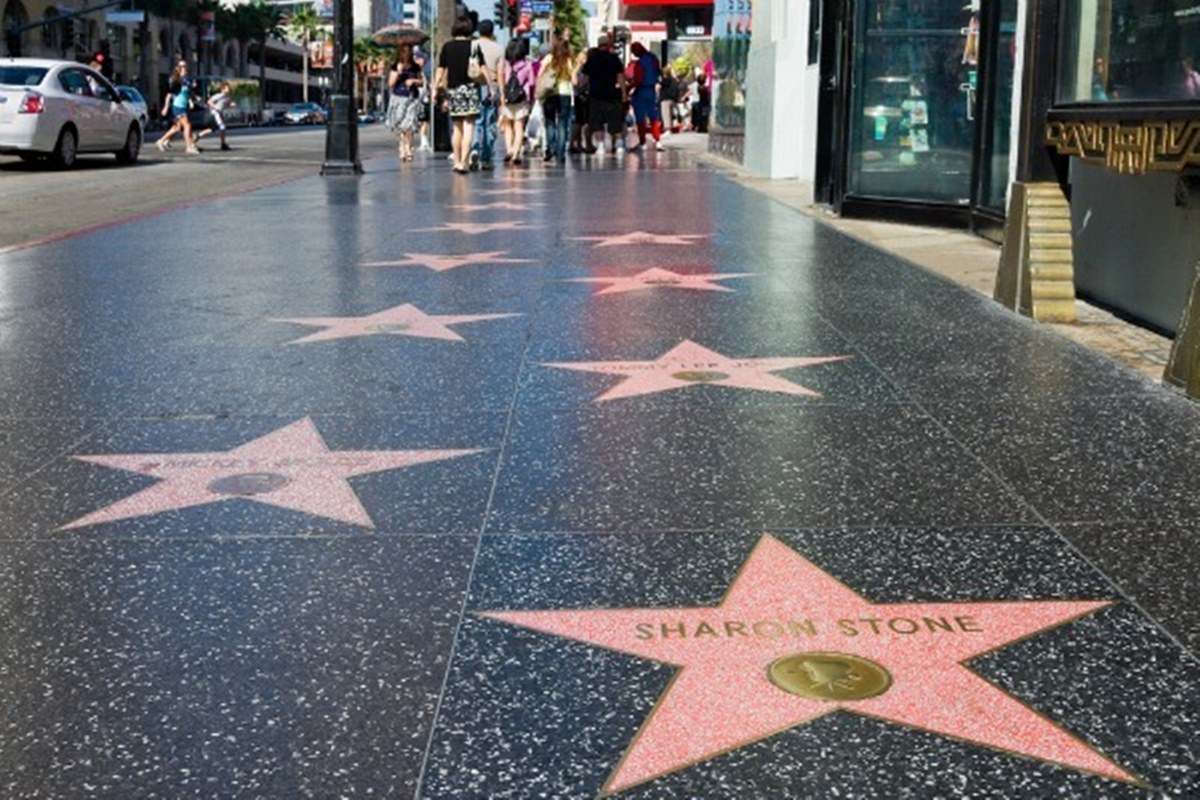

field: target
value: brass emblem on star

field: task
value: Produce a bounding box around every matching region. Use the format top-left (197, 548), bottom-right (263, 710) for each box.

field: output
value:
top-left (671, 370), bottom-right (731, 383)
top-left (768, 652), bottom-right (893, 702)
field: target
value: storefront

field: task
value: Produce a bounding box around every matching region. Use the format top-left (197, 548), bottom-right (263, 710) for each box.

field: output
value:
top-left (1043, 0), bottom-right (1200, 333)
top-left (812, 0), bottom-right (1020, 239)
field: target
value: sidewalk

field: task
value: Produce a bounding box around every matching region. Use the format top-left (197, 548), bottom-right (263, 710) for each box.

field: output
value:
top-left (0, 147), bottom-right (1196, 797)
top-left (688, 135), bottom-right (1174, 382)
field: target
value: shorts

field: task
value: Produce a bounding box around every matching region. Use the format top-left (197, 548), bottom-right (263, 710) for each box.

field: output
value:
top-left (170, 107), bottom-right (188, 122)
top-left (588, 98), bottom-right (624, 135)
top-left (499, 102), bottom-right (530, 121)
top-left (206, 110), bottom-right (226, 131)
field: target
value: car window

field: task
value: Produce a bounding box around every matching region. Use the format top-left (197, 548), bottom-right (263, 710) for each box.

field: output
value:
top-left (58, 69), bottom-right (93, 97)
top-left (0, 67), bottom-right (48, 87)
top-left (86, 72), bottom-right (116, 102)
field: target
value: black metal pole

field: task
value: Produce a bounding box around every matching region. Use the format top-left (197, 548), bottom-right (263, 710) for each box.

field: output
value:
top-left (321, 0), bottom-right (361, 175)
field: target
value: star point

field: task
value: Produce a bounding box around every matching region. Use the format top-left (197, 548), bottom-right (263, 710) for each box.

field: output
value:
top-left (483, 533), bottom-right (1136, 794)
top-left (359, 251), bottom-right (533, 272)
top-left (61, 417), bottom-right (484, 530)
top-left (569, 231), bottom-right (710, 248)
top-left (413, 221), bottom-right (529, 235)
top-left (541, 340), bottom-right (849, 402)
top-left (270, 303), bottom-right (520, 344)
top-left (566, 267), bottom-right (754, 295)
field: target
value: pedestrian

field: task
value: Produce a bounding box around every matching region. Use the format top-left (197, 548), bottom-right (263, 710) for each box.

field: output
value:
top-left (470, 19), bottom-right (502, 171)
top-left (195, 81), bottom-right (233, 151)
top-left (414, 47), bottom-right (432, 151)
top-left (570, 49), bottom-right (590, 153)
top-left (538, 39), bottom-right (576, 164)
top-left (659, 64), bottom-right (681, 135)
top-left (155, 61), bottom-right (198, 155)
top-left (626, 42), bottom-right (664, 152)
top-left (498, 38), bottom-right (535, 165)
top-left (386, 44), bottom-right (425, 162)
top-left (579, 34), bottom-right (626, 157)
top-left (435, 17), bottom-right (482, 174)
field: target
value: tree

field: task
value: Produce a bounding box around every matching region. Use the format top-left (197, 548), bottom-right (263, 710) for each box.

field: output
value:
top-left (287, 4), bottom-right (322, 103)
top-left (551, 0), bottom-right (586, 53)
top-left (246, 0), bottom-right (285, 118)
top-left (230, 2), bottom-right (259, 77)
top-left (353, 36), bottom-right (385, 113)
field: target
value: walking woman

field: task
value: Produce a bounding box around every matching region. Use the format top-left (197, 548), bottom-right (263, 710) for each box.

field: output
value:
top-left (434, 17), bottom-right (482, 174)
top-left (659, 64), bottom-right (681, 135)
top-left (386, 44), bottom-right (425, 162)
top-left (538, 39), bottom-right (576, 163)
top-left (497, 38), bottom-right (535, 164)
top-left (155, 62), bottom-right (198, 155)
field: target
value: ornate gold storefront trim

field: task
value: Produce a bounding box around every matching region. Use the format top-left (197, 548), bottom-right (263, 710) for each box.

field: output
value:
top-left (1045, 119), bottom-right (1200, 176)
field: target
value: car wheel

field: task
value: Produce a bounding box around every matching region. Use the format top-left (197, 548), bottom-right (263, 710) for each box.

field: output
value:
top-left (51, 127), bottom-right (77, 169)
top-left (115, 125), bottom-right (141, 165)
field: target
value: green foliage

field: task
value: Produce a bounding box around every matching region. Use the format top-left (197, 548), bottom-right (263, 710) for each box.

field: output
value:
top-left (551, 0), bottom-right (586, 53)
top-left (287, 4), bottom-right (322, 46)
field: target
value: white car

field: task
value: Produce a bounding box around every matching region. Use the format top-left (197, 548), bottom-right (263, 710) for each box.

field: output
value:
top-left (0, 57), bottom-right (142, 168)
top-left (116, 84), bottom-right (149, 128)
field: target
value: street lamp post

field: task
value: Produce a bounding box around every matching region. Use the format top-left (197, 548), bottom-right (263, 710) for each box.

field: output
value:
top-left (321, 0), bottom-right (362, 175)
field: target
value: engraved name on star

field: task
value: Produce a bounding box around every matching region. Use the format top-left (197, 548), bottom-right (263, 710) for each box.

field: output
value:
top-left (270, 303), bottom-right (521, 344)
top-left (569, 231), bottom-right (710, 247)
top-left (541, 340), bottom-right (849, 402)
top-left (564, 267), bottom-right (754, 296)
top-left (413, 221), bottom-right (529, 235)
top-left (359, 251), bottom-right (533, 272)
top-left (481, 534), bottom-right (1136, 795)
top-left (61, 417), bottom-right (483, 530)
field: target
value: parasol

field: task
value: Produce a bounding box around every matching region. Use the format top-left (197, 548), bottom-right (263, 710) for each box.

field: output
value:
top-left (371, 24), bottom-right (429, 47)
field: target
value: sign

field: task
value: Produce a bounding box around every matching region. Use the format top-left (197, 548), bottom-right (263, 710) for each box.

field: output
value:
top-left (531, 0), bottom-right (553, 13)
top-left (105, 11), bottom-right (145, 23)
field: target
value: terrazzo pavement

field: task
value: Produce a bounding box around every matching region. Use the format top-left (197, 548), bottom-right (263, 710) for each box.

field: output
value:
top-left (0, 151), bottom-right (1197, 798)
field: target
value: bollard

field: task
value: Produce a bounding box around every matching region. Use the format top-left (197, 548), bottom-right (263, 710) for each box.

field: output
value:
top-left (321, 94), bottom-right (362, 175)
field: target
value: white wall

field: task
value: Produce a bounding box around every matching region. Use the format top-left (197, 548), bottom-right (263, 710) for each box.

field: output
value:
top-left (743, 0), bottom-right (820, 195)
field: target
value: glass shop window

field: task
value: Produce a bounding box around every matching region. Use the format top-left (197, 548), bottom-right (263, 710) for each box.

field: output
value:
top-left (1058, 0), bottom-right (1200, 103)
top-left (846, 0), bottom-right (979, 203)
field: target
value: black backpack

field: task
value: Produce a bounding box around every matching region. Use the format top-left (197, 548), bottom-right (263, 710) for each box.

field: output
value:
top-left (504, 67), bottom-right (527, 105)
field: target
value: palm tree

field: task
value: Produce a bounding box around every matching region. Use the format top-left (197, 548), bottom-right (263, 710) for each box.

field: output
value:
top-left (230, 2), bottom-right (258, 78)
top-left (354, 36), bottom-right (385, 113)
top-left (287, 4), bottom-right (321, 103)
top-left (246, 0), bottom-right (284, 119)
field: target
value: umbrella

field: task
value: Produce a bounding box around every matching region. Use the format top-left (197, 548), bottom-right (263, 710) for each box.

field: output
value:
top-left (372, 24), bottom-right (429, 47)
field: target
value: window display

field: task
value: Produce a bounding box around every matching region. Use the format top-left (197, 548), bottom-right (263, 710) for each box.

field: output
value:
top-left (1058, 0), bottom-right (1200, 103)
top-left (846, 0), bottom-right (981, 203)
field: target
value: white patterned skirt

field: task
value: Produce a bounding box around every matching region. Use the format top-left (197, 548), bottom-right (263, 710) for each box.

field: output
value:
top-left (447, 84), bottom-right (481, 118)
top-left (386, 94), bottom-right (422, 133)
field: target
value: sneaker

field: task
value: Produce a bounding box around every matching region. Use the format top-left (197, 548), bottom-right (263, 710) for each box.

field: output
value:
top-left (468, 151), bottom-right (480, 171)
top-left (654, 139), bottom-right (667, 151)
top-left (155, 139), bottom-right (167, 152)
top-left (220, 143), bottom-right (232, 151)
top-left (185, 146), bottom-right (200, 155)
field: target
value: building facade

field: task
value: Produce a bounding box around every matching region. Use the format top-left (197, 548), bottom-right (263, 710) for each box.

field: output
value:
top-left (743, 0), bottom-right (1200, 339)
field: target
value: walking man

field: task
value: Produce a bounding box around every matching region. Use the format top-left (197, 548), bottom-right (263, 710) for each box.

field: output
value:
top-left (580, 34), bottom-right (626, 157)
top-left (470, 19), bottom-right (503, 170)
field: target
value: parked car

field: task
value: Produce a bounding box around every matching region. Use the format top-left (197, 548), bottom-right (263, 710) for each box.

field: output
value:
top-left (282, 102), bottom-right (327, 125)
top-left (0, 58), bottom-right (142, 168)
top-left (116, 84), bottom-right (149, 128)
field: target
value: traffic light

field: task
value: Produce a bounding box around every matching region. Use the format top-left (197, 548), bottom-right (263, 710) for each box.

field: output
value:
top-left (494, 0), bottom-right (505, 30)
top-left (4, 27), bottom-right (20, 58)
top-left (505, 0), bottom-right (518, 30)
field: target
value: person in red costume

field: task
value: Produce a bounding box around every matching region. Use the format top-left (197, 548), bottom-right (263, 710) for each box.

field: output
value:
top-left (627, 42), bottom-right (665, 151)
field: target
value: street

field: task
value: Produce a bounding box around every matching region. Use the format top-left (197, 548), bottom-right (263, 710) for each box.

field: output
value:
top-left (0, 124), bottom-right (400, 251)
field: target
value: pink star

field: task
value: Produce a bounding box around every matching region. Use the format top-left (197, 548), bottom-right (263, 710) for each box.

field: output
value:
top-left (62, 418), bottom-right (483, 530)
top-left (565, 267), bottom-right (754, 295)
top-left (359, 251), bottom-right (533, 272)
top-left (478, 187), bottom-right (545, 196)
top-left (569, 231), bottom-right (710, 247)
top-left (413, 221), bottom-right (529, 235)
top-left (541, 340), bottom-right (849, 402)
top-left (483, 534), bottom-right (1136, 795)
top-left (270, 303), bottom-right (520, 344)
top-left (448, 202), bottom-right (542, 211)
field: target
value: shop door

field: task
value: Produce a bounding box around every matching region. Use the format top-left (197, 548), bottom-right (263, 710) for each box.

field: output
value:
top-left (968, 0), bottom-right (1019, 241)
top-left (822, 0), bottom-right (1018, 227)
